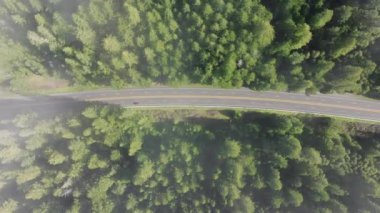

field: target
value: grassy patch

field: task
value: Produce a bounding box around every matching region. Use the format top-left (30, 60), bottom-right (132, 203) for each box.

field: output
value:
top-left (10, 74), bottom-right (69, 94)
top-left (125, 108), bottom-right (230, 121)
top-left (7, 76), bottom-right (228, 95)
top-left (244, 108), bottom-right (380, 125)
top-left (7, 74), bottom-right (113, 95)
top-left (0, 89), bottom-right (18, 98)
top-left (124, 106), bottom-right (380, 124)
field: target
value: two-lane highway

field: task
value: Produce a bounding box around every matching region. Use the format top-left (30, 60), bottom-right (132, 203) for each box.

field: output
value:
top-left (51, 87), bottom-right (380, 122)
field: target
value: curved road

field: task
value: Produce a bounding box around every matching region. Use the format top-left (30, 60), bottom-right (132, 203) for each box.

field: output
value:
top-left (48, 87), bottom-right (380, 122)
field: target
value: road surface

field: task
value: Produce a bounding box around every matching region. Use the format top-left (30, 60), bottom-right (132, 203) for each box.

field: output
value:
top-left (1, 87), bottom-right (380, 122)
top-left (50, 87), bottom-right (380, 122)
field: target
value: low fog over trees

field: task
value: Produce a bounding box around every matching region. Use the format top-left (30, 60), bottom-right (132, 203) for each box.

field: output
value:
top-left (0, 107), bottom-right (379, 212)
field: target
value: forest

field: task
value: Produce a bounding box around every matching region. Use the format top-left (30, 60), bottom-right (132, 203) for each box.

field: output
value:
top-left (0, 106), bottom-right (379, 212)
top-left (0, 0), bottom-right (380, 96)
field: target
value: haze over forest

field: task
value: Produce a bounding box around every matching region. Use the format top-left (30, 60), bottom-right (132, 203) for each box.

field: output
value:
top-left (1, 106), bottom-right (380, 212)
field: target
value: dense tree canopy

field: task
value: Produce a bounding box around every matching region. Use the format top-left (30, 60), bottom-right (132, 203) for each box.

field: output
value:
top-left (0, 107), bottom-right (379, 212)
top-left (0, 0), bottom-right (379, 95)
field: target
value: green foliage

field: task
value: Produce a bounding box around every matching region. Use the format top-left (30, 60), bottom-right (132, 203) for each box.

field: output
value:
top-left (0, 0), bottom-right (379, 95)
top-left (301, 147), bottom-right (322, 165)
top-left (133, 160), bottom-right (155, 186)
top-left (234, 196), bottom-right (255, 212)
top-left (310, 60), bottom-right (335, 81)
top-left (110, 150), bottom-right (121, 161)
top-left (88, 155), bottom-right (108, 170)
top-left (0, 142), bottom-right (23, 164)
top-left (0, 199), bottom-right (18, 213)
top-left (330, 38), bottom-right (357, 59)
top-left (82, 107), bottom-right (98, 119)
top-left (310, 9), bottom-right (334, 29)
top-left (292, 23), bottom-right (313, 50)
top-left (16, 166), bottom-right (41, 185)
top-left (13, 113), bottom-right (37, 128)
top-left (328, 65), bottom-right (364, 93)
top-left (45, 149), bottom-right (66, 165)
top-left (221, 139), bottom-right (241, 158)
top-left (61, 129), bottom-right (75, 139)
top-left (334, 6), bottom-right (353, 23)
top-left (103, 35), bottom-right (121, 54)
top-left (69, 140), bottom-right (89, 162)
top-left (279, 136), bottom-right (302, 159)
top-left (25, 183), bottom-right (48, 200)
top-left (126, 195), bottom-right (138, 211)
top-left (87, 177), bottom-right (115, 213)
top-left (128, 137), bottom-right (142, 156)
top-left (286, 189), bottom-right (304, 207)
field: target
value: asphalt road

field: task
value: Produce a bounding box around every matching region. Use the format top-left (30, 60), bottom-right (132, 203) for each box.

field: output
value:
top-left (1, 87), bottom-right (379, 121)
top-left (47, 87), bottom-right (380, 122)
